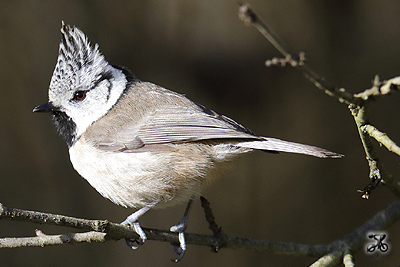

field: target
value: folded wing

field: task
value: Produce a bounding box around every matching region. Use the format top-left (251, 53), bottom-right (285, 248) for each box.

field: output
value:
top-left (95, 103), bottom-right (342, 158)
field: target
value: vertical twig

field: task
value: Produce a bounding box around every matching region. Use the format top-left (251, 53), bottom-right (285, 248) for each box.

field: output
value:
top-left (350, 104), bottom-right (400, 198)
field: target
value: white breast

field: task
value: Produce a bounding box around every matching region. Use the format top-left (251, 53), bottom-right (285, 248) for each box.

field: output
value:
top-left (69, 138), bottom-right (160, 208)
top-left (68, 137), bottom-right (223, 209)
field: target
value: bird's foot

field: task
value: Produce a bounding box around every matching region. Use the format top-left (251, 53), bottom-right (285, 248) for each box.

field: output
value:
top-left (169, 199), bottom-right (193, 262)
top-left (170, 218), bottom-right (188, 262)
top-left (121, 201), bottom-right (158, 249)
top-left (122, 220), bottom-right (147, 249)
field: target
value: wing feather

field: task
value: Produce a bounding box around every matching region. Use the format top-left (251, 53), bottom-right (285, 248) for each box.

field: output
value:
top-left (95, 104), bottom-right (259, 151)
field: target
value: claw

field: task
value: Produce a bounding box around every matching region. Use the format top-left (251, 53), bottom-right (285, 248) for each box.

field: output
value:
top-left (132, 221), bottom-right (147, 244)
top-left (125, 238), bottom-right (141, 249)
top-left (123, 221), bottom-right (147, 249)
top-left (121, 201), bottom-right (158, 249)
top-left (170, 231), bottom-right (186, 262)
top-left (169, 199), bottom-right (193, 262)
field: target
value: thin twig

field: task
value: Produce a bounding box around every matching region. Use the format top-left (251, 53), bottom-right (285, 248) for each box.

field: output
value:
top-left (361, 124), bottom-right (400, 156)
top-left (200, 196), bottom-right (222, 235)
top-left (343, 253), bottom-right (355, 267)
top-left (238, 3), bottom-right (400, 198)
top-left (0, 231), bottom-right (107, 248)
top-left (309, 251), bottom-right (342, 267)
top-left (350, 104), bottom-right (400, 198)
top-left (238, 4), bottom-right (358, 105)
top-left (238, 4), bottom-right (400, 106)
top-left (200, 196), bottom-right (226, 252)
top-left (354, 76), bottom-right (400, 101)
top-left (350, 104), bottom-right (383, 198)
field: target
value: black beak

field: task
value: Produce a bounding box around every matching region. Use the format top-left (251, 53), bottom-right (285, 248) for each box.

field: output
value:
top-left (33, 102), bottom-right (57, 113)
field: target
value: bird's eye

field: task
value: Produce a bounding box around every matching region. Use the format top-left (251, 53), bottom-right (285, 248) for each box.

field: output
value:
top-left (73, 91), bottom-right (86, 101)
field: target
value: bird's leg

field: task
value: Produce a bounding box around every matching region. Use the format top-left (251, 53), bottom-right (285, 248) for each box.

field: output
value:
top-left (170, 199), bottom-right (193, 262)
top-left (121, 200), bottom-right (158, 249)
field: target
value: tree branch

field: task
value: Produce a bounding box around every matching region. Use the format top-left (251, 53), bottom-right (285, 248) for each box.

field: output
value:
top-left (2, 200), bottom-right (400, 266)
top-left (349, 103), bottom-right (400, 198)
top-left (0, 231), bottom-right (108, 248)
top-left (238, 3), bottom-right (358, 106)
top-left (353, 75), bottom-right (400, 101)
top-left (361, 124), bottom-right (400, 157)
top-left (235, 5), bottom-right (400, 264)
top-left (238, 3), bottom-right (400, 200)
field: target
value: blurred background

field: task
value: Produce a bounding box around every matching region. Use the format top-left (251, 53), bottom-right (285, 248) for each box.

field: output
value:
top-left (1, 0), bottom-right (400, 266)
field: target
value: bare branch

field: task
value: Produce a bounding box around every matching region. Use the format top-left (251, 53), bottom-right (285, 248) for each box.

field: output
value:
top-left (343, 253), bottom-right (355, 267)
top-left (238, 4), bottom-right (400, 108)
top-left (238, 3), bottom-right (358, 105)
top-left (350, 104), bottom-right (384, 198)
top-left (309, 251), bottom-right (343, 267)
top-left (238, 3), bottom-right (400, 199)
top-left (354, 76), bottom-right (400, 101)
top-left (361, 124), bottom-right (400, 156)
top-left (0, 231), bottom-right (107, 248)
top-left (200, 196), bottom-right (225, 252)
top-left (350, 104), bottom-right (400, 198)
top-left (2, 200), bottom-right (400, 264)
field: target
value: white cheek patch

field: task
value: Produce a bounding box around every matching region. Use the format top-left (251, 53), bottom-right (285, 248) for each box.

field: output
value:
top-left (67, 67), bottom-right (127, 138)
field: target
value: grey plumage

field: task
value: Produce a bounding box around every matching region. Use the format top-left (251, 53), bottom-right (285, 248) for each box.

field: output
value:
top-left (88, 81), bottom-right (340, 158)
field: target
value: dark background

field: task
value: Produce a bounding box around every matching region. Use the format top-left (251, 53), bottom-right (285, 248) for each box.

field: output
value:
top-left (1, 0), bottom-right (400, 266)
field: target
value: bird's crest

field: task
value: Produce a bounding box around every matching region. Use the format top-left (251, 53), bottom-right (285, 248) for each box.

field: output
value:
top-left (49, 22), bottom-right (108, 96)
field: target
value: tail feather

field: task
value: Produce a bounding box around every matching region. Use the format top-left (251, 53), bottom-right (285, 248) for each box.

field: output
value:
top-left (236, 137), bottom-right (343, 158)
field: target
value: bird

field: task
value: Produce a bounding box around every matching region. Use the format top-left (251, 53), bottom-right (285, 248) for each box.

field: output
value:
top-left (33, 22), bottom-right (342, 261)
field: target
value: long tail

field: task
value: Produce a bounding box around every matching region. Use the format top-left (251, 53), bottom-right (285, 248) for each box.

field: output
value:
top-left (236, 137), bottom-right (343, 158)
